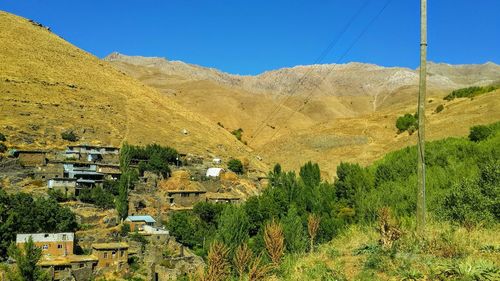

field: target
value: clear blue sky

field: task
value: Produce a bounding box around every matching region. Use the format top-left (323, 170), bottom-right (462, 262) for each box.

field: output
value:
top-left (1, 0), bottom-right (499, 75)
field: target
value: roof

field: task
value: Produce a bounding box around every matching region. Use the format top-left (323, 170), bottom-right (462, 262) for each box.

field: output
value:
top-left (125, 215), bottom-right (156, 223)
top-left (92, 242), bottom-right (129, 250)
top-left (16, 233), bottom-right (74, 243)
top-left (39, 255), bottom-right (98, 266)
top-left (167, 190), bottom-right (207, 194)
top-left (67, 144), bottom-right (119, 150)
top-left (49, 178), bottom-right (77, 182)
top-left (206, 168), bottom-right (225, 177)
top-left (140, 225), bottom-right (169, 235)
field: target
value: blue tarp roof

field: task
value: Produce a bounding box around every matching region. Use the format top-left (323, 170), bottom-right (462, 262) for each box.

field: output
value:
top-left (125, 215), bottom-right (156, 223)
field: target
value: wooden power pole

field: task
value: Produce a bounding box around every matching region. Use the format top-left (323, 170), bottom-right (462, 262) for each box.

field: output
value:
top-left (417, 0), bottom-right (427, 233)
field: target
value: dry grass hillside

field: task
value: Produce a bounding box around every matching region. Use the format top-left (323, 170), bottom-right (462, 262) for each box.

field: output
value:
top-left (105, 53), bottom-right (500, 176)
top-left (0, 11), bottom-right (266, 171)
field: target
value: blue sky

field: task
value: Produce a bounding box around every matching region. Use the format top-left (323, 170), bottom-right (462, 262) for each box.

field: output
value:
top-left (1, 0), bottom-right (499, 75)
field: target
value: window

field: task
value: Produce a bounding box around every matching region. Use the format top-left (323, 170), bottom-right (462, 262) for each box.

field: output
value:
top-left (80, 263), bottom-right (85, 268)
top-left (104, 252), bottom-right (108, 259)
top-left (42, 244), bottom-right (49, 250)
top-left (112, 251), bottom-right (116, 258)
top-left (62, 234), bottom-right (67, 240)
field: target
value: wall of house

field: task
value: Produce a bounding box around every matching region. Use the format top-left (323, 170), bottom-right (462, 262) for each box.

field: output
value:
top-left (18, 153), bottom-right (46, 166)
top-left (93, 248), bottom-right (128, 269)
top-left (18, 241), bottom-right (74, 256)
top-left (169, 192), bottom-right (206, 207)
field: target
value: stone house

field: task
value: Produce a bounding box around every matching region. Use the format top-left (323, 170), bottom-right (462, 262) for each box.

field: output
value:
top-left (39, 254), bottom-right (98, 281)
top-left (16, 233), bottom-right (74, 257)
top-left (91, 242), bottom-right (129, 270)
top-left (67, 145), bottom-right (120, 163)
top-left (166, 190), bottom-right (207, 207)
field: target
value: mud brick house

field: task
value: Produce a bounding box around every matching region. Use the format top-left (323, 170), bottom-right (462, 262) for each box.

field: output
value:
top-left (62, 162), bottom-right (105, 194)
top-left (39, 255), bottom-right (98, 281)
top-left (166, 190), bottom-right (207, 207)
top-left (16, 233), bottom-right (74, 257)
top-left (125, 215), bottom-right (156, 232)
top-left (92, 242), bottom-right (129, 270)
top-left (13, 150), bottom-right (48, 166)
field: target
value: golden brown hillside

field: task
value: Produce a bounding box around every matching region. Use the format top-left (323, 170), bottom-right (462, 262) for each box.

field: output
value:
top-left (105, 54), bottom-right (500, 176)
top-left (0, 11), bottom-right (266, 171)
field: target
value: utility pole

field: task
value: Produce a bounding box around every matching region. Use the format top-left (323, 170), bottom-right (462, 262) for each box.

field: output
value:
top-left (417, 0), bottom-right (427, 233)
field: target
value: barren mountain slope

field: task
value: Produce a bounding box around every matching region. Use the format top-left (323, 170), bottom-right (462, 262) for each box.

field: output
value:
top-left (0, 11), bottom-right (265, 171)
top-left (105, 53), bottom-right (499, 175)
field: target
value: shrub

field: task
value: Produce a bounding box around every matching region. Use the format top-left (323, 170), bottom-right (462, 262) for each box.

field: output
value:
top-left (228, 158), bottom-right (244, 174)
top-left (231, 128), bottom-right (244, 141)
top-left (435, 104), bottom-right (444, 113)
top-left (0, 143), bottom-right (7, 153)
top-left (469, 125), bottom-right (493, 142)
top-left (61, 130), bottom-right (78, 142)
top-left (0, 133), bottom-right (6, 141)
top-left (444, 85), bottom-right (499, 100)
top-left (395, 113), bottom-right (418, 133)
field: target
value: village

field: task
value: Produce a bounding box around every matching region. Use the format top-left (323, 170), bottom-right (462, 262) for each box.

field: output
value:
top-left (0, 143), bottom-right (266, 280)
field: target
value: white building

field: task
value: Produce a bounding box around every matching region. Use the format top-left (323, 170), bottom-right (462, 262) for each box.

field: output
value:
top-left (206, 168), bottom-right (225, 178)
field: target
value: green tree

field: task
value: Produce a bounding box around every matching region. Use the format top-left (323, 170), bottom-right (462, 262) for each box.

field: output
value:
top-left (281, 205), bottom-right (307, 253)
top-left (8, 236), bottom-right (50, 281)
top-left (395, 113), bottom-right (418, 133)
top-left (216, 205), bottom-right (250, 249)
top-left (299, 161), bottom-right (321, 188)
top-left (228, 158), bottom-right (244, 174)
top-left (334, 162), bottom-right (372, 207)
top-left (469, 125), bottom-right (493, 142)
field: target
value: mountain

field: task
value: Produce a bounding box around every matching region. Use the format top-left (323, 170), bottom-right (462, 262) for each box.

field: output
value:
top-left (0, 11), bottom-right (265, 172)
top-left (105, 53), bottom-right (500, 176)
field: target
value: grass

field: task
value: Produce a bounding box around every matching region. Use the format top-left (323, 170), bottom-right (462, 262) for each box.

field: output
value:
top-left (271, 221), bottom-right (499, 281)
top-left (444, 85), bottom-right (499, 101)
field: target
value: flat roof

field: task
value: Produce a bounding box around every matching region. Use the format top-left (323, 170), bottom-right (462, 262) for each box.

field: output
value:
top-left (167, 190), bottom-right (207, 194)
top-left (39, 255), bottom-right (98, 266)
top-left (49, 178), bottom-right (77, 182)
top-left (17, 233), bottom-right (74, 243)
top-left (125, 215), bottom-right (156, 223)
top-left (92, 242), bottom-right (129, 250)
top-left (68, 144), bottom-right (119, 149)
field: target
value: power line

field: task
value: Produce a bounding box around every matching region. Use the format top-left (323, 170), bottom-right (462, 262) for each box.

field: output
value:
top-left (255, 0), bottom-right (394, 144)
top-left (248, 0), bottom-right (372, 144)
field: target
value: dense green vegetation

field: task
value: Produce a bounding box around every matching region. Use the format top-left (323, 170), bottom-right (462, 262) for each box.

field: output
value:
top-left (444, 85), bottom-right (499, 101)
top-left (0, 143), bottom-right (7, 153)
top-left (167, 121), bottom-right (499, 280)
top-left (227, 158), bottom-right (244, 174)
top-left (0, 190), bottom-right (78, 260)
top-left (395, 113), bottom-right (418, 134)
top-left (120, 143), bottom-right (178, 178)
top-left (0, 132), bottom-right (6, 141)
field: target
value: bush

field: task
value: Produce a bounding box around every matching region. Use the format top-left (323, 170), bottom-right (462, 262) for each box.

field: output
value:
top-left (435, 104), bottom-right (444, 113)
top-left (0, 133), bottom-right (6, 141)
top-left (231, 128), bottom-right (244, 141)
top-left (61, 130), bottom-right (78, 142)
top-left (228, 158), bottom-right (244, 174)
top-left (395, 113), bottom-right (418, 133)
top-left (444, 85), bottom-right (498, 101)
top-left (469, 125), bottom-right (493, 142)
top-left (0, 143), bottom-right (7, 153)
